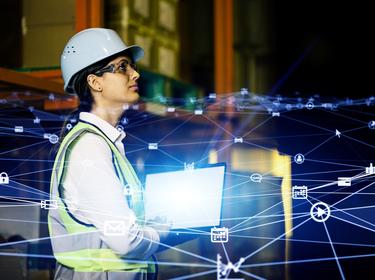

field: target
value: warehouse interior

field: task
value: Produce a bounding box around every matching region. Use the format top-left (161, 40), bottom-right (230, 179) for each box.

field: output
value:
top-left (0, 0), bottom-right (374, 279)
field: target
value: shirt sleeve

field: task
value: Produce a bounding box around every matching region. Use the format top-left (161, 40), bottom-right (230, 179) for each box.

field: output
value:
top-left (62, 132), bottom-right (159, 259)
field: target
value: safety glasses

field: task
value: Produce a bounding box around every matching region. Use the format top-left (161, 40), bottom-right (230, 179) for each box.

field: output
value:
top-left (94, 59), bottom-right (137, 76)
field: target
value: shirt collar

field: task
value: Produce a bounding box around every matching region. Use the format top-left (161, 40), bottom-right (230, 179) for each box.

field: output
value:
top-left (79, 112), bottom-right (126, 143)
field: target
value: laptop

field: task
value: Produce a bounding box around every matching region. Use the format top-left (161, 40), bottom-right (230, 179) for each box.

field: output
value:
top-left (144, 163), bottom-right (226, 230)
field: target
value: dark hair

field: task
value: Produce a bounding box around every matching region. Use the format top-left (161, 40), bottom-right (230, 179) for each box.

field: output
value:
top-left (59, 57), bottom-right (114, 140)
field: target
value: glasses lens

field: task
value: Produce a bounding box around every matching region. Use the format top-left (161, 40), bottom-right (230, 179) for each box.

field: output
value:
top-left (118, 60), bottom-right (137, 73)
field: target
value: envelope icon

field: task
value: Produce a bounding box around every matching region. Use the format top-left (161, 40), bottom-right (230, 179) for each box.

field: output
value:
top-left (104, 221), bottom-right (126, 236)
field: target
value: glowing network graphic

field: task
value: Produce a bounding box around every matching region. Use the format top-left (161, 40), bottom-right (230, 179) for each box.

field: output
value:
top-left (0, 89), bottom-right (374, 279)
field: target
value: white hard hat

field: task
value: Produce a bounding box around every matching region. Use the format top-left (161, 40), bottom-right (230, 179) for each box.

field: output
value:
top-left (61, 28), bottom-right (144, 93)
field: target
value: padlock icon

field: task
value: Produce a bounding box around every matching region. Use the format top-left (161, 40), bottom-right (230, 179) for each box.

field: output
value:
top-left (0, 172), bottom-right (9, 184)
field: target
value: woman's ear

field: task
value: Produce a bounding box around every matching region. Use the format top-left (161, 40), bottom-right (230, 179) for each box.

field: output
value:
top-left (87, 74), bottom-right (103, 92)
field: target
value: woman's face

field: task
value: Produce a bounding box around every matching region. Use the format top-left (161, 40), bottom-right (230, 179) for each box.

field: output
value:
top-left (97, 55), bottom-right (140, 106)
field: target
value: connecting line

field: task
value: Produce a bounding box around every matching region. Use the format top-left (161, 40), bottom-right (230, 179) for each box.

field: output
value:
top-left (223, 179), bottom-right (251, 191)
top-left (322, 222), bottom-right (346, 280)
top-left (9, 167), bottom-right (54, 178)
top-left (156, 148), bottom-right (185, 165)
top-left (229, 232), bottom-right (375, 248)
top-left (306, 158), bottom-right (370, 169)
top-left (196, 142), bottom-right (233, 165)
top-left (230, 213), bottom-right (310, 234)
top-left (123, 147), bottom-right (148, 155)
top-left (8, 142), bottom-right (50, 176)
top-left (0, 195), bottom-right (43, 205)
top-left (122, 131), bottom-right (149, 144)
top-left (328, 204), bottom-right (375, 230)
top-left (331, 180), bottom-right (375, 208)
top-left (158, 114), bottom-right (194, 144)
top-left (292, 167), bottom-right (363, 177)
top-left (330, 215), bottom-right (375, 233)
top-left (238, 269), bottom-right (266, 280)
top-left (0, 183), bottom-right (50, 199)
top-left (202, 114), bottom-right (235, 138)
top-left (241, 253), bottom-right (375, 268)
top-left (281, 114), bottom-right (334, 133)
top-left (241, 216), bottom-right (312, 262)
top-left (169, 269), bottom-right (217, 280)
top-left (126, 112), bottom-right (193, 130)
top-left (229, 200), bottom-right (284, 231)
top-left (303, 135), bottom-right (336, 157)
top-left (0, 140), bottom-right (47, 156)
top-left (221, 242), bottom-right (230, 266)
top-left (309, 171), bottom-right (374, 192)
top-left (241, 115), bottom-right (273, 138)
top-left (270, 37), bottom-right (319, 94)
top-left (342, 133), bottom-right (375, 149)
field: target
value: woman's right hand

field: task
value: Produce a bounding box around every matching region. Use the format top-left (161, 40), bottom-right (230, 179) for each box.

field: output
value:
top-left (147, 216), bottom-right (172, 241)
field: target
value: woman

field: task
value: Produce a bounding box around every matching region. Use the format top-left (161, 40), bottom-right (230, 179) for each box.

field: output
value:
top-left (48, 28), bottom-right (167, 280)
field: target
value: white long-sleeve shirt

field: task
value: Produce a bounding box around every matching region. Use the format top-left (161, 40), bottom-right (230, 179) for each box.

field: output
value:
top-left (62, 112), bottom-right (159, 259)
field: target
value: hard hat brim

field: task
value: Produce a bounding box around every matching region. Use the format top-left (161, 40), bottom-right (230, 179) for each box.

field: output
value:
top-left (64, 45), bottom-right (144, 94)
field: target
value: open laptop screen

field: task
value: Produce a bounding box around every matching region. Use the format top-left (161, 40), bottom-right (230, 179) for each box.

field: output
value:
top-left (144, 164), bottom-right (226, 229)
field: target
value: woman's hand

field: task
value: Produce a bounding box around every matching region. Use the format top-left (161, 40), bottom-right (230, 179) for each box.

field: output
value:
top-left (147, 216), bottom-right (172, 242)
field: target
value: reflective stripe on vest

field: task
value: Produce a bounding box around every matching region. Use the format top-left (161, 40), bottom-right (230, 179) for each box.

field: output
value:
top-left (48, 121), bottom-right (154, 272)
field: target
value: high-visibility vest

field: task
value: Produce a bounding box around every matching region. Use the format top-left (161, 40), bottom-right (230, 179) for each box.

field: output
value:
top-left (48, 121), bottom-right (155, 273)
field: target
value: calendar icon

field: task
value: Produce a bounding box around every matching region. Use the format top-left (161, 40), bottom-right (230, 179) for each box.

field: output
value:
top-left (211, 227), bottom-right (228, 243)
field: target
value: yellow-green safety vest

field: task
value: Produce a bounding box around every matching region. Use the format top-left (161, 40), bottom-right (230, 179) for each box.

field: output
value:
top-left (48, 121), bottom-right (155, 273)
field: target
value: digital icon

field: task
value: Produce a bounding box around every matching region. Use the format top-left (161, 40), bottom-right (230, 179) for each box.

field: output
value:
top-left (272, 112), bottom-right (280, 117)
top-left (310, 202), bottom-right (330, 223)
top-left (121, 117), bottom-right (129, 125)
top-left (148, 143), bottom-right (158, 150)
top-left (335, 129), bottom-right (341, 138)
top-left (217, 254), bottom-right (244, 280)
top-left (0, 172), bottom-right (9, 184)
top-left (104, 221), bottom-right (126, 236)
top-left (40, 199), bottom-right (58, 210)
top-left (49, 134), bottom-right (59, 144)
top-left (240, 88), bottom-right (248, 96)
top-left (292, 185), bottom-right (308, 199)
top-left (14, 126), bottom-right (23, 133)
top-left (322, 103), bottom-right (333, 109)
top-left (211, 227), bottom-right (228, 243)
top-left (368, 120), bottom-right (375, 129)
top-left (294, 153), bottom-right (305, 164)
top-left (33, 117), bottom-right (40, 124)
top-left (296, 103), bottom-right (304, 109)
top-left (194, 109), bottom-right (203, 115)
top-left (338, 177), bottom-right (351, 187)
top-left (184, 162), bottom-right (195, 171)
top-left (250, 173), bottom-right (262, 183)
top-left (366, 163), bottom-right (375, 175)
top-left (233, 137), bottom-right (243, 143)
top-left (123, 185), bottom-right (133, 196)
top-left (306, 101), bottom-right (314, 110)
top-left (116, 125), bottom-right (124, 132)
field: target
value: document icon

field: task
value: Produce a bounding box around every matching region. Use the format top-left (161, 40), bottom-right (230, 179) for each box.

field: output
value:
top-left (104, 221), bottom-right (126, 236)
top-left (292, 186), bottom-right (308, 199)
top-left (338, 177), bottom-right (351, 187)
top-left (40, 199), bottom-right (58, 210)
top-left (234, 137), bottom-right (243, 143)
top-left (148, 143), bottom-right (158, 150)
top-left (14, 126), bottom-right (23, 133)
top-left (211, 227), bottom-right (228, 243)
